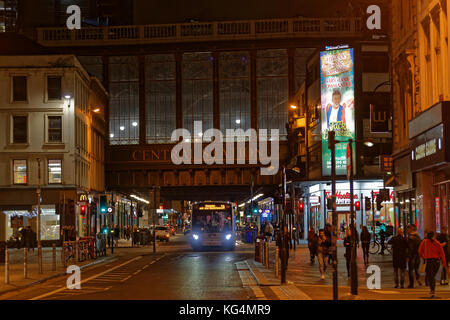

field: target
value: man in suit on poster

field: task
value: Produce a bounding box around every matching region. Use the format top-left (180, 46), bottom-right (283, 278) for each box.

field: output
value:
top-left (326, 90), bottom-right (346, 129)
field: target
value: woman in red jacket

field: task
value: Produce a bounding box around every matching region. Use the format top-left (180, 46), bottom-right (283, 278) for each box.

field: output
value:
top-left (418, 231), bottom-right (447, 297)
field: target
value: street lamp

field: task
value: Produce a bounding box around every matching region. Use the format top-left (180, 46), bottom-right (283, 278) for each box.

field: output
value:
top-left (64, 94), bottom-right (71, 108)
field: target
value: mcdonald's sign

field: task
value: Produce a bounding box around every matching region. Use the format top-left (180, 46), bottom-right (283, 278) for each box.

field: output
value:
top-left (78, 192), bottom-right (88, 202)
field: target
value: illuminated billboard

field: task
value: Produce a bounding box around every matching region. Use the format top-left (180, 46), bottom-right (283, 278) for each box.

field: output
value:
top-left (320, 48), bottom-right (355, 176)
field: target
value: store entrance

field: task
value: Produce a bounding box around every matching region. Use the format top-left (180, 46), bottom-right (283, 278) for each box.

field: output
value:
top-left (338, 212), bottom-right (350, 240)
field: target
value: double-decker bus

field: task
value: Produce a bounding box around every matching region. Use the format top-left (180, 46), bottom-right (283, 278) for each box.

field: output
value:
top-left (190, 201), bottom-right (236, 251)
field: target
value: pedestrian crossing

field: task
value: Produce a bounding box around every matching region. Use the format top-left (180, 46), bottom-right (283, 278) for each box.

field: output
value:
top-left (31, 254), bottom-right (166, 300)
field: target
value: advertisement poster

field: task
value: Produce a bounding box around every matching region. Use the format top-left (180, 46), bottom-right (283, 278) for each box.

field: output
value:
top-left (320, 47), bottom-right (355, 176)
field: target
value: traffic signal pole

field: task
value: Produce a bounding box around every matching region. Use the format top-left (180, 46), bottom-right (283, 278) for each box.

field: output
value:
top-left (348, 139), bottom-right (358, 296)
top-left (328, 131), bottom-right (338, 300)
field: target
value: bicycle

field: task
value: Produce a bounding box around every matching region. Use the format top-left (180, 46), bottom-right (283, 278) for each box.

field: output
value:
top-left (368, 233), bottom-right (392, 255)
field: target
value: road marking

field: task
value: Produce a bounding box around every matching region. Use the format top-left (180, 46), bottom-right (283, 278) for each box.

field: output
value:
top-left (120, 275), bottom-right (132, 282)
top-left (270, 286), bottom-right (289, 300)
top-left (30, 255), bottom-right (143, 300)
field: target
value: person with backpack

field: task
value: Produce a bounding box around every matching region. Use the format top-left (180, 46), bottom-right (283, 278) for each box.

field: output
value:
top-left (360, 226), bottom-right (371, 265)
top-left (419, 230), bottom-right (447, 297)
top-left (406, 225), bottom-right (422, 288)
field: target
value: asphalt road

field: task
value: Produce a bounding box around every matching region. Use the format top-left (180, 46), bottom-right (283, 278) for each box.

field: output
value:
top-left (0, 234), bottom-right (256, 300)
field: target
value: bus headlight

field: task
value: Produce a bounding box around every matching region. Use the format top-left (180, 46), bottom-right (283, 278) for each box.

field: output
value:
top-left (193, 234), bottom-right (199, 240)
top-left (225, 234), bottom-right (232, 240)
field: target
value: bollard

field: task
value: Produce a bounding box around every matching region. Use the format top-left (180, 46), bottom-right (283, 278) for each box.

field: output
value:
top-left (62, 242), bottom-right (67, 268)
top-left (275, 247), bottom-right (279, 277)
top-left (259, 240), bottom-right (263, 264)
top-left (24, 247), bottom-right (28, 279)
top-left (38, 244), bottom-right (43, 274)
top-left (52, 243), bottom-right (56, 271)
top-left (5, 246), bottom-right (9, 284)
top-left (75, 241), bottom-right (79, 262)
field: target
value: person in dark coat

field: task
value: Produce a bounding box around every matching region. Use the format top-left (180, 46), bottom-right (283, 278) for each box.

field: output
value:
top-left (360, 226), bottom-right (371, 265)
top-left (307, 228), bottom-right (318, 264)
top-left (406, 225), bottom-right (422, 288)
top-left (388, 227), bottom-right (408, 288)
top-left (344, 229), bottom-right (352, 278)
top-left (325, 224), bottom-right (333, 264)
top-left (276, 225), bottom-right (291, 267)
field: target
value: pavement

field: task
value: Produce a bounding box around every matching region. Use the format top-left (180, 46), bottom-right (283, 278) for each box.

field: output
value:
top-left (243, 241), bottom-right (450, 300)
top-left (0, 238), bottom-right (160, 296)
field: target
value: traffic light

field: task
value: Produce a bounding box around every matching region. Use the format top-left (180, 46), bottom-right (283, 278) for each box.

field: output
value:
top-left (100, 195), bottom-right (107, 214)
top-left (252, 207), bottom-right (258, 214)
top-left (365, 197), bottom-right (371, 211)
top-left (376, 194), bottom-right (383, 211)
top-left (355, 201), bottom-right (360, 211)
top-left (80, 204), bottom-right (86, 215)
top-left (298, 202), bottom-right (304, 212)
top-left (327, 198), bottom-right (332, 210)
top-left (328, 130), bottom-right (335, 150)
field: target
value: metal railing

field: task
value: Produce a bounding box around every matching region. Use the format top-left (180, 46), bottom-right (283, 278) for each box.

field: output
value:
top-left (37, 17), bottom-right (363, 46)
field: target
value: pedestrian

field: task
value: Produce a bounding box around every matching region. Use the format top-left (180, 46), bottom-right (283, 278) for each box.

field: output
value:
top-left (344, 228), bottom-right (352, 278)
top-left (406, 225), bottom-right (422, 288)
top-left (388, 227), bottom-right (408, 288)
top-left (360, 226), bottom-right (371, 265)
top-left (317, 229), bottom-right (331, 280)
top-left (307, 228), bottom-right (318, 264)
top-left (325, 224), bottom-right (332, 264)
top-left (379, 223), bottom-right (387, 255)
top-left (436, 226), bottom-right (449, 285)
top-left (265, 221), bottom-right (274, 243)
top-left (275, 225), bottom-right (291, 269)
top-left (418, 230), bottom-right (447, 297)
top-left (114, 225), bottom-right (120, 247)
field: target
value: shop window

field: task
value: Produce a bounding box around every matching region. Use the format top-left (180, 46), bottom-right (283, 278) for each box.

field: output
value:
top-left (12, 115), bottom-right (27, 143)
top-left (12, 76), bottom-right (27, 101)
top-left (48, 116), bottom-right (62, 142)
top-left (48, 159), bottom-right (62, 184)
top-left (47, 76), bottom-right (62, 100)
top-left (13, 159), bottom-right (27, 184)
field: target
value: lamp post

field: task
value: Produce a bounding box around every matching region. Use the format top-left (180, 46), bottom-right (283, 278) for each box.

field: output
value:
top-left (346, 138), bottom-right (374, 296)
top-left (330, 135), bottom-right (374, 297)
top-left (37, 158), bottom-right (42, 274)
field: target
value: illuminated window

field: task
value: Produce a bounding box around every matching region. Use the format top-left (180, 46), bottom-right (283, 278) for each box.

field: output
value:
top-left (48, 159), bottom-right (62, 184)
top-left (257, 49), bottom-right (288, 139)
top-left (109, 56), bottom-right (139, 145)
top-left (13, 159), bottom-right (26, 184)
top-left (183, 52), bottom-right (213, 139)
top-left (145, 54), bottom-right (176, 143)
top-left (219, 51), bottom-right (250, 140)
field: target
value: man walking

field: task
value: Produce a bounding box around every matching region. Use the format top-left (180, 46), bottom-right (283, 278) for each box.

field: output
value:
top-left (317, 229), bottom-right (331, 280)
top-left (388, 228), bottom-right (408, 288)
top-left (406, 225), bottom-right (422, 288)
top-left (436, 226), bottom-right (449, 285)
